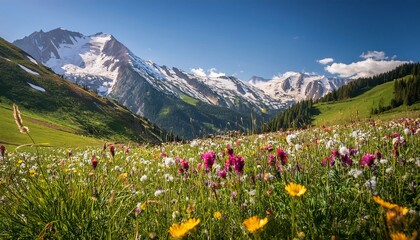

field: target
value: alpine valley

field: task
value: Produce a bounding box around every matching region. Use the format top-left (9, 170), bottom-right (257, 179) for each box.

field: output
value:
top-left (14, 28), bottom-right (347, 138)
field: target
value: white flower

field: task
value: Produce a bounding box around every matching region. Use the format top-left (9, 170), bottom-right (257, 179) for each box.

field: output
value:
top-left (164, 174), bottom-right (174, 182)
top-left (348, 169), bottom-right (363, 178)
top-left (295, 144), bottom-right (302, 151)
top-left (286, 134), bottom-right (297, 145)
top-left (403, 128), bottom-right (411, 135)
top-left (364, 176), bottom-right (377, 191)
top-left (190, 140), bottom-right (199, 147)
top-left (249, 189), bottom-right (256, 196)
top-left (326, 140), bottom-right (335, 149)
top-left (154, 189), bottom-right (167, 197)
top-left (379, 159), bottom-right (388, 164)
top-left (339, 146), bottom-right (349, 156)
top-left (163, 157), bottom-right (175, 167)
top-left (385, 167), bottom-right (393, 174)
top-left (172, 211), bottom-right (179, 219)
top-left (140, 175), bottom-right (148, 182)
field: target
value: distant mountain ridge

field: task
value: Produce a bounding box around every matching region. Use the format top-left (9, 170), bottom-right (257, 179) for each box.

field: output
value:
top-left (248, 72), bottom-right (347, 103)
top-left (13, 28), bottom-right (349, 138)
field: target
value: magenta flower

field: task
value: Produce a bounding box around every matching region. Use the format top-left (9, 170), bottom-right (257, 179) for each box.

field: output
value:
top-left (110, 145), bottom-right (115, 158)
top-left (201, 151), bottom-right (216, 172)
top-left (321, 156), bottom-right (335, 166)
top-left (341, 154), bottom-right (352, 166)
top-left (277, 149), bottom-right (288, 165)
top-left (226, 144), bottom-right (234, 157)
top-left (234, 155), bottom-right (245, 174)
top-left (360, 153), bottom-right (375, 168)
top-left (219, 169), bottom-right (227, 178)
top-left (91, 155), bottom-right (98, 170)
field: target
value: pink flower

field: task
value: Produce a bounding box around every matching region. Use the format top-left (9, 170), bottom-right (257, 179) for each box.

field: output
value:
top-left (360, 153), bottom-right (375, 168)
top-left (219, 170), bottom-right (227, 178)
top-left (268, 154), bottom-right (275, 166)
top-left (91, 155), bottom-right (98, 170)
top-left (201, 151), bottom-right (216, 172)
top-left (277, 149), bottom-right (288, 165)
top-left (234, 155), bottom-right (245, 174)
top-left (226, 144), bottom-right (234, 157)
top-left (110, 145), bottom-right (115, 158)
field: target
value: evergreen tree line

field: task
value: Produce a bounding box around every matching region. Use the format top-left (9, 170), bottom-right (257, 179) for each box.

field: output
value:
top-left (318, 63), bottom-right (420, 102)
top-left (372, 75), bottom-right (420, 114)
top-left (261, 100), bottom-right (315, 132)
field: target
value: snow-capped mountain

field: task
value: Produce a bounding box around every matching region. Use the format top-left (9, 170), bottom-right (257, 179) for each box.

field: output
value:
top-left (13, 28), bottom-right (287, 138)
top-left (248, 72), bottom-right (347, 102)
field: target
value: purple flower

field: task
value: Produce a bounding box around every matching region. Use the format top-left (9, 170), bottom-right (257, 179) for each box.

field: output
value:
top-left (226, 144), bottom-right (234, 157)
top-left (268, 154), bottom-right (275, 166)
top-left (201, 151), bottom-right (216, 172)
top-left (341, 154), bottom-right (353, 166)
top-left (219, 169), bottom-right (227, 178)
top-left (234, 155), bottom-right (245, 174)
top-left (360, 153), bottom-right (375, 168)
top-left (277, 149), bottom-right (288, 165)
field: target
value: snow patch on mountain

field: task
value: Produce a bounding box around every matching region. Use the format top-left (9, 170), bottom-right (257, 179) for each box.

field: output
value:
top-left (249, 72), bottom-right (347, 101)
top-left (19, 64), bottom-right (39, 75)
top-left (27, 82), bottom-right (45, 92)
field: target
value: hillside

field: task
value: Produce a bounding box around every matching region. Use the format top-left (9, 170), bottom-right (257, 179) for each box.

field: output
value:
top-left (0, 37), bottom-right (165, 146)
top-left (263, 63), bottom-right (420, 132)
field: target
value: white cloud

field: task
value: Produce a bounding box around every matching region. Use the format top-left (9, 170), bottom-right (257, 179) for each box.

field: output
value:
top-left (208, 68), bottom-right (226, 78)
top-left (317, 58), bottom-right (334, 65)
top-left (190, 67), bottom-right (226, 78)
top-left (360, 50), bottom-right (388, 60)
top-left (325, 58), bottom-right (407, 79)
top-left (191, 68), bottom-right (207, 77)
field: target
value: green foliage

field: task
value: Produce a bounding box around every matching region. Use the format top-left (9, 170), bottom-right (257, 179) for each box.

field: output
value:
top-left (0, 118), bottom-right (419, 239)
top-left (262, 100), bottom-right (317, 132)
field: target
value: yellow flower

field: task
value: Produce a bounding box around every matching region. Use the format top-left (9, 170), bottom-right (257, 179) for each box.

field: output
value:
top-left (213, 211), bottom-right (222, 219)
top-left (29, 169), bottom-right (36, 176)
top-left (118, 173), bottom-right (128, 180)
top-left (373, 196), bottom-right (408, 215)
top-left (390, 232), bottom-right (407, 240)
top-left (373, 196), bottom-right (398, 209)
top-left (285, 182), bottom-right (307, 197)
top-left (243, 216), bottom-right (268, 233)
top-left (168, 218), bottom-right (200, 239)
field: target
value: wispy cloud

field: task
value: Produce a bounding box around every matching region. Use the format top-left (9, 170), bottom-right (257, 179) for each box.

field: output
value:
top-left (191, 68), bottom-right (226, 78)
top-left (317, 58), bottom-right (334, 65)
top-left (324, 51), bottom-right (407, 79)
top-left (360, 50), bottom-right (388, 60)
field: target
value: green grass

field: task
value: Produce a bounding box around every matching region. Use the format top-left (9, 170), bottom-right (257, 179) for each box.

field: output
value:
top-left (0, 118), bottom-right (418, 239)
top-left (179, 93), bottom-right (199, 106)
top-left (0, 103), bottom-right (102, 148)
top-left (313, 80), bottom-right (420, 126)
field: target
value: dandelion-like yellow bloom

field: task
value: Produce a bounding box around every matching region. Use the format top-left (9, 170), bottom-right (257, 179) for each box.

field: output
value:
top-left (29, 169), bottom-right (36, 176)
top-left (168, 218), bottom-right (200, 239)
top-left (372, 196), bottom-right (408, 215)
top-left (285, 182), bottom-right (307, 197)
top-left (390, 232), bottom-right (407, 240)
top-left (213, 211), bottom-right (222, 219)
top-left (243, 216), bottom-right (268, 233)
top-left (373, 196), bottom-right (398, 209)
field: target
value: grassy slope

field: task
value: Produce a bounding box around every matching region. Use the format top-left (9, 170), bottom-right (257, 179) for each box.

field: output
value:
top-left (0, 37), bottom-right (164, 146)
top-left (313, 80), bottom-right (420, 126)
top-left (0, 103), bottom-right (102, 148)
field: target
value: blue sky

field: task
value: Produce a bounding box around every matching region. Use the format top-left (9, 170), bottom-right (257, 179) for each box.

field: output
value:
top-left (1, 0), bottom-right (419, 80)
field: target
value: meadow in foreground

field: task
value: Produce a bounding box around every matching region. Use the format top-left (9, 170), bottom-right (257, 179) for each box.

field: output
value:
top-left (0, 112), bottom-right (419, 239)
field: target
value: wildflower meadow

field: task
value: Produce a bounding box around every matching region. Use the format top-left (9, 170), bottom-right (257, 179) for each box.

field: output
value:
top-left (0, 107), bottom-right (419, 239)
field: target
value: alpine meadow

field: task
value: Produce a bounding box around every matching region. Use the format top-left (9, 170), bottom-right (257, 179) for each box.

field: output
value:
top-left (1, 1), bottom-right (420, 239)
